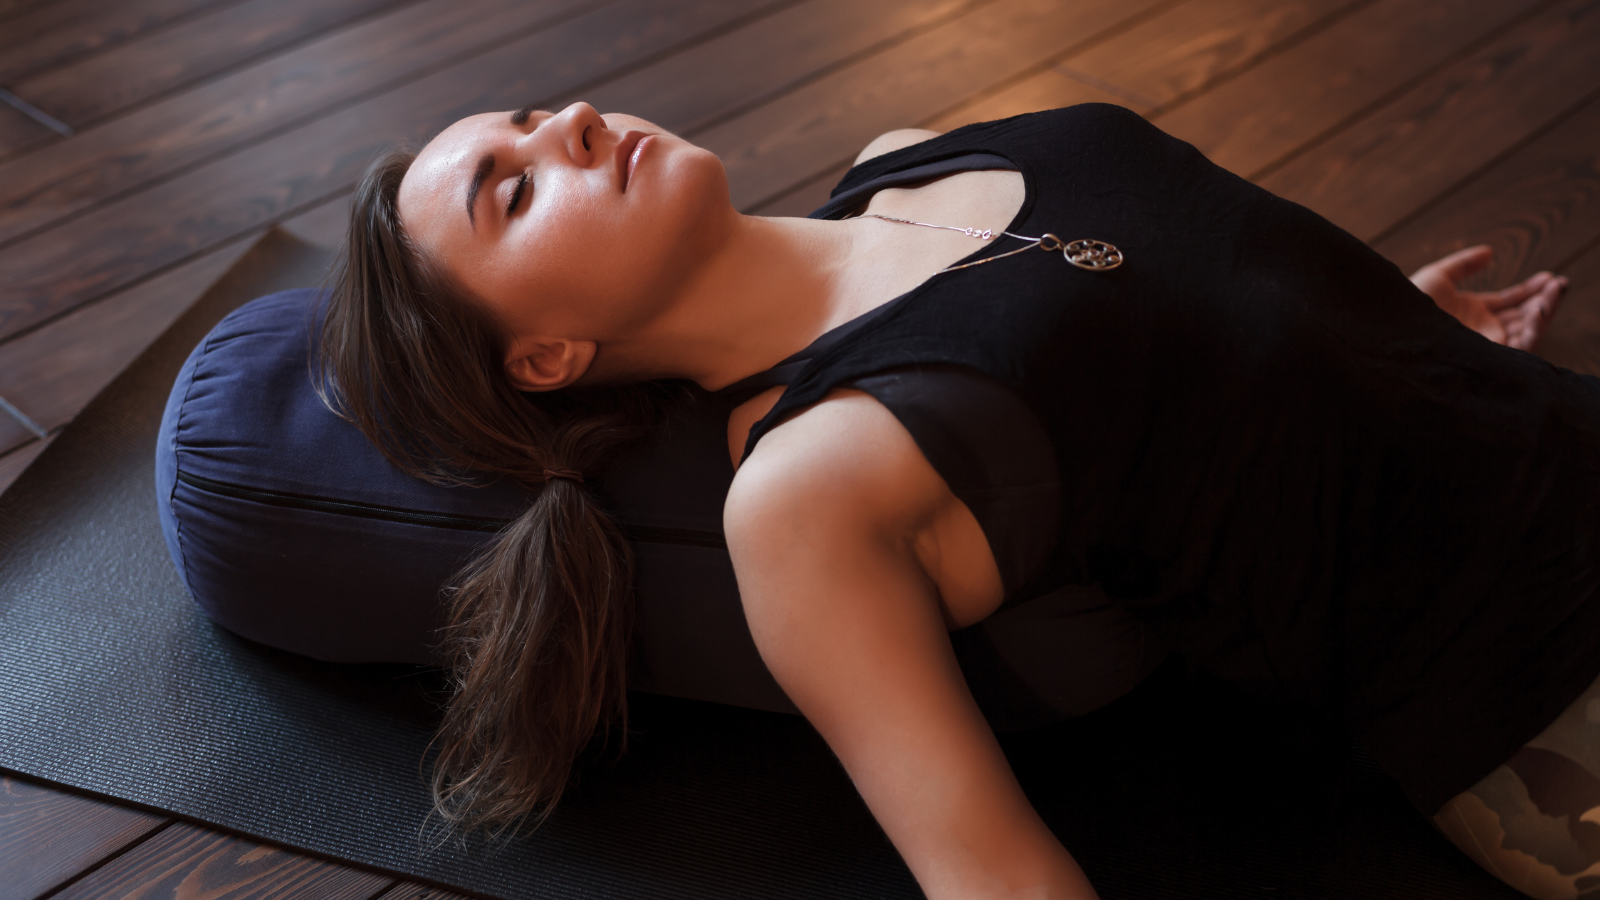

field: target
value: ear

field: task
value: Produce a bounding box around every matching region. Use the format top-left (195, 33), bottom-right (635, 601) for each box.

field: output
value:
top-left (503, 337), bottom-right (598, 392)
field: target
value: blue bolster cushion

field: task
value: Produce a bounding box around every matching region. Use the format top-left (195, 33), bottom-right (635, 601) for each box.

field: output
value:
top-left (156, 288), bottom-right (1161, 724)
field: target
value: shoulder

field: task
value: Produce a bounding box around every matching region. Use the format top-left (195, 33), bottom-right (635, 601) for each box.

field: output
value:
top-left (854, 128), bottom-right (942, 166)
top-left (724, 389), bottom-right (947, 552)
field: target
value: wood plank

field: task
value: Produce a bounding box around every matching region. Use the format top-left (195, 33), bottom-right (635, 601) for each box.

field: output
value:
top-left (747, 67), bottom-right (1114, 208)
top-left (378, 883), bottom-right (475, 900)
top-left (277, 191), bottom-right (354, 253)
top-left (0, 403), bottom-right (36, 456)
top-left (0, 174), bottom-right (341, 450)
top-left (0, 773), bottom-right (168, 900)
top-left (0, 0), bottom-right (237, 86)
top-left (0, 0), bottom-right (54, 25)
top-left (1156, 0), bottom-right (1544, 179)
top-left (584, 0), bottom-right (979, 137)
top-left (1258, 0), bottom-right (1600, 242)
top-left (0, 104), bottom-right (52, 160)
top-left (1061, 0), bottom-right (1356, 110)
top-left (1375, 93), bottom-right (1600, 287)
top-left (11, 0), bottom-right (411, 129)
top-left (50, 822), bottom-right (393, 900)
top-left (695, 0), bottom-right (1169, 211)
top-left (0, 0), bottom-right (593, 247)
top-left (750, 161), bottom-right (853, 217)
top-left (1532, 240), bottom-right (1600, 376)
top-left (925, 67), bottom-right (1129, 131)
top-left (0, 199), bottom-right (341, 455)
top-left (0, 235), bottom-right (256, 437)
top-left (0, 0), bottom-right (773, 344)
top-left (4, 0), bottom-right (972, 244)
top-left (0, 434), bottom-right (51, 495)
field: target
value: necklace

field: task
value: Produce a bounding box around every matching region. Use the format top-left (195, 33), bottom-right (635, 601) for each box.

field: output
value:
top-left (853, 213), bottom-right (1123, 272)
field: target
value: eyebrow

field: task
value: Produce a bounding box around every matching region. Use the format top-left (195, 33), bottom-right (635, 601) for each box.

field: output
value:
top-left (511, 103), bottom-right (540, 126)
top-left (465, 152), bottom-right (495, 229)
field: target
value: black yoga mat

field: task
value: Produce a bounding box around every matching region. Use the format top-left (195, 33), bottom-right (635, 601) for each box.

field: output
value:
top-left (0, 230), bottom-right (1519, 899)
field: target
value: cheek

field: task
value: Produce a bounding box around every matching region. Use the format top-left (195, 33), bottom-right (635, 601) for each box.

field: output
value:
top-left (492, 196), bottom-right (641, 332)
top-left (517, 146), bottom-right (730, 333)
top-left (544, 204), bottom-right (633, 298)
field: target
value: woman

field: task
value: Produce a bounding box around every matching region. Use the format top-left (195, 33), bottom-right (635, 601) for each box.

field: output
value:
top-left (320, 100), bottom-right (1584, 899)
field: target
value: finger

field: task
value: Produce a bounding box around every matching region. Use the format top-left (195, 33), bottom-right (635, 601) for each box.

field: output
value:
top-left (1543, 275), bottom-right (1569, 319)
top-left (1498, 301), bottom-right (1538, 350)
top-left (1501, 309), bottom-right (1535, 350)
top-left (1482, 271), bottom-right (1552, 311)
top-left (1415, 245), bottom-right (1494, 284)
top-left (1520, 275), bottom-right (1566, 322)
top-left (1501, 276), bottom-right (1568, 350)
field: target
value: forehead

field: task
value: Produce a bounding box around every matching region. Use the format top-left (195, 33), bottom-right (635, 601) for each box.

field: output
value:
top-left (398, 111), bottom-right (505, 218)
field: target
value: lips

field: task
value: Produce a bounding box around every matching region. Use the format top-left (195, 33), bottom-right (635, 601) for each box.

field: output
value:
top-left (621, 133), bottom-right (652, 191)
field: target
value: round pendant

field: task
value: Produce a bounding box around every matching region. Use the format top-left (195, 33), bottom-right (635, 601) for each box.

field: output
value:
top-left (1063, 239), bottom-right (1123, 270)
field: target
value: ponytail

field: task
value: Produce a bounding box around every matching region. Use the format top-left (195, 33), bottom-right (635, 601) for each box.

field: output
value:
top-left (318, 151), bottom-right (672, 831)
top-left (434, 467), bottom-right (633, 830)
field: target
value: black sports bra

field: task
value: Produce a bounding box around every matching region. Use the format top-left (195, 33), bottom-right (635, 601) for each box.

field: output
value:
top-left (722, 152), bottom-right (1059, 602)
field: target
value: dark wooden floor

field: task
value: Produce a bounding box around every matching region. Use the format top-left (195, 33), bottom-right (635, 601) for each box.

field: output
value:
top-left (1, 0), bottom-right (1598, 896)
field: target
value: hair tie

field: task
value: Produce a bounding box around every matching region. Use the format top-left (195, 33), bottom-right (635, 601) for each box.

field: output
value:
top-left (542, 467), bottom-right (584, 484)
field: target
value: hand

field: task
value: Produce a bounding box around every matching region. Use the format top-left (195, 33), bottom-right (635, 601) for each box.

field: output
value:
top-left (1409, 245), bottom-right (1568, 351)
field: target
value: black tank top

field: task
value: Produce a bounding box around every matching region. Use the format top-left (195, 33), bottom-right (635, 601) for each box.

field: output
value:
top-left (731, 104), bottom-right (1600, 814)
top-left (724, 152), bottom-right (1062, 601)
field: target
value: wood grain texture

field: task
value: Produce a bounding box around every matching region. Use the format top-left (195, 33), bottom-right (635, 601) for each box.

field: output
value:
top-left (0, 0), bottom-right (593, 248)
top-left (0, 433), bottom-right (50, 495)
top-left (0, 236), bottom-right (255, 433)
top-left (1062, 0), bottom-right (1356, 110)
top-left (1259, 0), bottom-right (1600, 242)
top-left (11, 0), bottom-right (410, 129)
top-left (737, 60), bottom-right (1107, 211)
top-left (1532, 240), bottom-right (1600, 375)
top-left (277, 191), bottom-right (354, 253)
top-left (584, 0), bottom-right (979, 137)
top-left (0, 103), bottom-right (52, 160)
top-left (0, 0), bottom-right (237, 85)
top-left (696, 0), bottom-right (1168, 211)
top-left (926, 68), bottom-right (1128, 132)
top-left (1156, 0), bottom-right (1543, 178)
top-left (0, 0), bottom-right (769, 344)
top-left (1375, 94), bottom-right (1600, 286)
top-left (750, 161), bottom-right (853, 217)
top-left (49, 822), bottom-right (393, 900)
top-left (0, 774), bottom-right (168, 900)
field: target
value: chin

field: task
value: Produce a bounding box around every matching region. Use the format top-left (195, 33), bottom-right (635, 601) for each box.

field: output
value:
top-left (657, 137), bottom-right (730, 208)
top-left (650, 139), bottom-right (734, 257)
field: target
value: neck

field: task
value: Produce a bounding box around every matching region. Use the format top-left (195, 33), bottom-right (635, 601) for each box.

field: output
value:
top-left (586, 212), bottom-right (878, 391)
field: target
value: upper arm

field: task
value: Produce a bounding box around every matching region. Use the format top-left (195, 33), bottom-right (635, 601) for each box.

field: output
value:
top-left (723, 393), bottom-right (1083, 898)
top-left (854, 128), bottom-right (941, 166)
top-left (724, 392), bottom-right (948, 663)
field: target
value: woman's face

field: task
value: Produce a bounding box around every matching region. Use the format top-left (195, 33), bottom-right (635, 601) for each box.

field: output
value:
top-left (397, 101), bottom-right (732, 362)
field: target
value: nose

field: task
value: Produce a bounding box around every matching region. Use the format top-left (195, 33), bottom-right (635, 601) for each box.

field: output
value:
top-left (522, 101), bottom-right (609, 168)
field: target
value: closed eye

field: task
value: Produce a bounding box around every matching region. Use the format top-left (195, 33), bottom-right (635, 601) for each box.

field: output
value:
top-left (505, 172), bottom-right (529, 217)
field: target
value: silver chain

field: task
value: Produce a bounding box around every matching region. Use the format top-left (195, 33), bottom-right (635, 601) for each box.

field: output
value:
top-left (852, 213), bottom-right (1123, 273)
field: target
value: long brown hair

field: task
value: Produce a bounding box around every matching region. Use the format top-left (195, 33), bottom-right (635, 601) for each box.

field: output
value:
top-left (317, 151), bottom-right (669, 832)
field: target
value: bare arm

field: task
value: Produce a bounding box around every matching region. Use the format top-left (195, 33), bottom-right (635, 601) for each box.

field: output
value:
top-left (725, 391), bottom-right (1098, 900)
